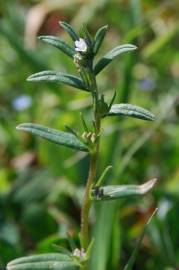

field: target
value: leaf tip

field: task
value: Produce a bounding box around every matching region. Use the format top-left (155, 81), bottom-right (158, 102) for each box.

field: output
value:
top-left (147, 113), bottom-right (156, 121)
top-left (38, 35), bottom-right (44, 40)
top-left (16, 124), bottom-right (26, 130)
top-left (59, 20), bottom-right (65, 27)
top-left (26, 74), bottom-right (33, 81)
top-left (16, 124), bottom-right (22, 130)
top-left (125, 44), bottom-right (138, 50)
top-left (128, 44), bottom-right (137, 50)
top-left (141, 178), bottom-right (158, 194)
top-left (6, 265), bottom-right (11, 270)
top-left (27, 73), bottom-right (38, 81)
top-left (104, 24), bottom-right (109, 30)
top-left (149, 177), bottom-right (158, 187)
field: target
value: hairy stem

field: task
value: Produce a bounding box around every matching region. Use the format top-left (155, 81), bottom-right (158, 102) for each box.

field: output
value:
top-left (80, 68), bottom-right (101, 251)
top-left (80, 152), bottom-right (98, 249)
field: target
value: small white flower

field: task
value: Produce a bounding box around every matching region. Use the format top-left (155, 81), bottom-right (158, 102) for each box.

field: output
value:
top-left (75, 38), bottom-right (87, 52)
top-left (73, 248), bottom-right (86, 259)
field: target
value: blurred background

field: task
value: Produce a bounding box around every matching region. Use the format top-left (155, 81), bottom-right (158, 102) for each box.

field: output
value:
top-left (0, 0), bottom-right (179, 269)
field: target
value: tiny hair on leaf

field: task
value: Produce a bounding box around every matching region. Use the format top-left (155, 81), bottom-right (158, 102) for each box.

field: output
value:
top-left (106, 103), bottom-right (155, 121)
top-left (38, 35), bottom-right (76, 58)
top-left (94, 44), bottom-right (137, 75)
top-left (16, 123), bottom-right (89, 152)
top-left (59, 21), bottom-right (79, 41)
top-left (91, 178), bottom-right (157, 201)
top-left (27, 71), bottom-right (89, 91)
top-left (93, 25), bottom-right (108, 55)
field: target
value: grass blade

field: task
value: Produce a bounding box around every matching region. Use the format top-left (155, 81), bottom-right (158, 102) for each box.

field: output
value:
top-left (123, 209), bottom-right (158, 270)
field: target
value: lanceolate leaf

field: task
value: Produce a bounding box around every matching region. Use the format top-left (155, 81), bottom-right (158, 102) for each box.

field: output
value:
top-left (106, 103), bottom-right (155, 121)
top-left (59, 21), bottom-right (79, 41)
top-left (39, 36), bottom-right (75, 58)
top-left (7, 254), bottom-right (71, 266)
top-left (93, 25), bottom-right (108, 55)
top-left (16, 123), bottom-right (88, 152)
top-left (91, 178), bottom-right (157, 201)
top-left (27, 71), bottom-right (89, 91)
top-left (7, 262), bottom-right (79, 270)
top-left (94, 44), bottom-right (137, 75)
top-left (80, 24), bottom-right (93, 48)
top-left (7, 253), bottom-right (79, 270)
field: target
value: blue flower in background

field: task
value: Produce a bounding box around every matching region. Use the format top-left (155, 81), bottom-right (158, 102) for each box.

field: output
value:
top-left (139, 78), bottom-right (156, 92)
top-left (12, 95), bottom-right (32, 111)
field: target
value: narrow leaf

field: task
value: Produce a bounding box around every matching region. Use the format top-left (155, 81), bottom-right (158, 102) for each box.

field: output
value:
top-left (16, 123), bottom-right (88, 152)
top-left (27, 71), bottom-right (89, 91)
top-left (94, 44), bottom-right (137, 75)
top-left (7, 261), bottom-right (78, 270)
top-left (123, 209), bottom-right (158, 270)
top-left (108, 91), bottom-right (116, 110)
top-left (106, 103), bottom-right (155, 121)
top-left (59, 21), bottom-right (79, 41)
top-left (65, 126), bottom-right (78, 137)
top-left (96, 165), bottom-right (112, 187)
top-left (80, 113), bottom-right (89, 132)
top-left (80, 24), bottom-right (93, 48)
top-left (7, 254), bottom-right (71, 266)
top-left (91, 178), bottom-right (157, 201)
top-left (51, 245), bottom-right (72, 256)
top-left (38, 36), bottom-right (75, 58)
top-left (86, 238), bottom-right (94, 260)
top-left (93, 25), bottom-right (108, 55)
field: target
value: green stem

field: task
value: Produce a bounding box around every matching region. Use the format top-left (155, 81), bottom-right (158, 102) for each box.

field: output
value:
top-left (80, 67), bottom-right (101, 252)
top-left (80, 152), bottom-right (98, 249)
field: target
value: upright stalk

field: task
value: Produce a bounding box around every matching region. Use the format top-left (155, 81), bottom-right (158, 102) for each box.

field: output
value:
top-left (80, 67), bottom-right (101, 251)
top-left (80, 152), bottom-right (98, 249)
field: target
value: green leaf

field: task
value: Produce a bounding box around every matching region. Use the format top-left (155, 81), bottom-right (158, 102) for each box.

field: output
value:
top-left (94, 44), bottom-right (137, 75)
top-left (80, 113), bottom-right (89, 132)
top-left (59, 21), bottom-right (79, 41)
top-left (38, 36), bottom-right (75, 58)
top-left (7, 262), bottom-right (78, 270)
top-left (27, 71), bottom-right (89, 91)
top-left (16, 123), bottom-right (88, 152)
top-left (91, 178), bottom-right (157, 201)
top-left (96, 165), bottom-right (112, 187)
top-left (7, 254), bottom-right (71, 266)
top-left (80, 24), bottom-right (93, 49)
top-left (123, 209), bottom-right (158, 270)
top-left (7, 253), bottom-right (79, 270)
top-left (108, 91), bottom-right (116, 111)
top-left (106, 103), bottom-right (155, 121)
top-left (93, 25), bottom-right (108, 55)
